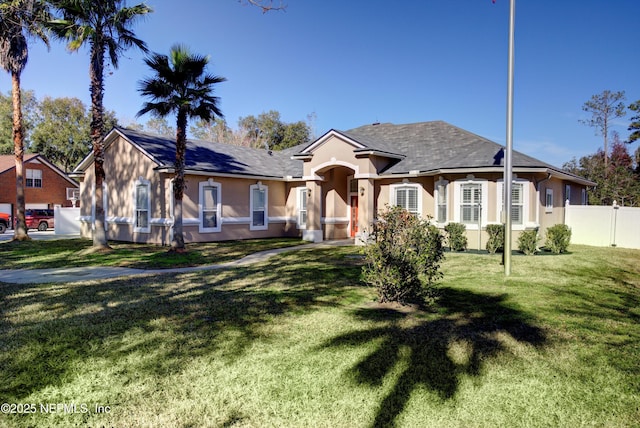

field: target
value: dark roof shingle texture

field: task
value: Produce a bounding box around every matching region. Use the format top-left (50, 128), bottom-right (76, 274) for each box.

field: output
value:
top-left (118, 127), bottom-right (304, 178)
top-left (117, 121), bottom-right (563, 179)
top-left (340, 121), bottom-right (556, 173)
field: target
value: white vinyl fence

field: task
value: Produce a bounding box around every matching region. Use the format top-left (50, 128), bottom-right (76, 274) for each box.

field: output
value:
top-left (565, 202), bottom-right (640, 249)
top-left (54, 207), bottom-right (81, 235)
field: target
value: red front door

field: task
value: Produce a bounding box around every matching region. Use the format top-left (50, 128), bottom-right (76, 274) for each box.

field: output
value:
top-left (350, 195), bottom-right (358, 238)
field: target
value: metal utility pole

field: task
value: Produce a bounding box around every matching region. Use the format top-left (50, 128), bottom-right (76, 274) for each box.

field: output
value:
top-left (503, 0), bottom-right (516, 275)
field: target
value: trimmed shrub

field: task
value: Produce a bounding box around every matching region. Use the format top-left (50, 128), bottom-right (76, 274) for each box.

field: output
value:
top-left (444, 222), bottom-right (467, 251)
top-left (545, 224), bottom-right (571, 254)
top-left (362, 205), bottom-right (444, 305)
top-left (486, 224), bottom-right (505, 254)
top-left (517, 228), bottom-right (540, 255)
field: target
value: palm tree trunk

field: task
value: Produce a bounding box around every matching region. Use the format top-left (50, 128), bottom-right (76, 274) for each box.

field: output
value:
top-left (90, 41), bottom-right (108, 248)
top-left (171, 109), bottom-right (188, 252)
top-left (12, 72), bottom-right (29, 241)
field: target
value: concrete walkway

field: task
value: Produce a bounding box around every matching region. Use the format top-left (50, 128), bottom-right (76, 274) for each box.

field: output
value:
top-left (0, 240), bottom-right (354, 285)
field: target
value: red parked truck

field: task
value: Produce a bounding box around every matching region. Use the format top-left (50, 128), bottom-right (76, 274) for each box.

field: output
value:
top-left (0, 212), bottom-right (9, 233)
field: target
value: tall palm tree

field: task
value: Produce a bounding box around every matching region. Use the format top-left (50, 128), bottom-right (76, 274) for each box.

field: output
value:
top-left (0, 0), bottom-right (49, 241)
top-left (137, 44), bottom-right (226, 252)
top-left (48, 0), bottom-right (150, 248)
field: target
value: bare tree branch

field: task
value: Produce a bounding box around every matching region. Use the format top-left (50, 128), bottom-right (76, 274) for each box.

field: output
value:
top-left (241, 0), bottom-right (286, 13)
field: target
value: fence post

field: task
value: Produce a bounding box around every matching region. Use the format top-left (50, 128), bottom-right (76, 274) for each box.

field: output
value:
top-left (611, 201), bottom-right (619, 247)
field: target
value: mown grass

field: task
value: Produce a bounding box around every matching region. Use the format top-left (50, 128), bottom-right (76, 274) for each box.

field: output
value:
top-left (0, 244), bottom-right (639, 427)
top-left (0, 237), bottom-right (304, 269)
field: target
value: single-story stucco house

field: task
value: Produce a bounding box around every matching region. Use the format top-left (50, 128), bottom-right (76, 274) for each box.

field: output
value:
top-left (71, 121), bottom-right (595, 249)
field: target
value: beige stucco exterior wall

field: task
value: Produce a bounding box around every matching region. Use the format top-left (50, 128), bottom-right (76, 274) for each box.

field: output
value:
top-left (178, 176), bottom-right (300, 243)
top-left (78, 135), bottom-right (170, 243)
top-left (302, 135), bottom-right (392, 179)
top-left (77, 131), bottom-right (590, 248)
top-left (538, 177), bottom-right (568, 240)
top-left (78, 134), bottom-right (303, 245)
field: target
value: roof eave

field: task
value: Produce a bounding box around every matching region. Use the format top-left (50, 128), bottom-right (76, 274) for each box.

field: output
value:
top-left (353, 149), bottom-right (405, 160)
top-left (380, 166), bottom-right (596, 186)
top-left (154, 166), bottom-right (298, 182)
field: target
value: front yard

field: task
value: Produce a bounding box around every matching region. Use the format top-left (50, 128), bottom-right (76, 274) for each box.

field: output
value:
top-left (0, 242), bottom-right (638, 427)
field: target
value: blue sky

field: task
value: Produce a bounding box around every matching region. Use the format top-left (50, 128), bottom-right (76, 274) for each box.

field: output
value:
top-left (2, 0), bottom-right (639, 167)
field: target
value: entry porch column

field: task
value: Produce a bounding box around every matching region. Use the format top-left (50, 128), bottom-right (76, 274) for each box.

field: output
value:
top-left (356, 178), bottom-right (375, 244)
top-left (303, 179), bottom-right (323, 242)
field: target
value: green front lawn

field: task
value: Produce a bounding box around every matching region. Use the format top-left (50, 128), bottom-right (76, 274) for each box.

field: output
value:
top-left (0, 237), bottom-right (304, 269)
top-left (0, 244), bottom-right (638, 427)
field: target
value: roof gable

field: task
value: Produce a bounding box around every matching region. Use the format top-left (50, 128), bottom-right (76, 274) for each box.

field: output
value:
top-left (0, 154), bottom-right (78, 187)
top-left (74, 127), bottom-right (304, 179)
top-left (0, 154), bottom-right (38, 174)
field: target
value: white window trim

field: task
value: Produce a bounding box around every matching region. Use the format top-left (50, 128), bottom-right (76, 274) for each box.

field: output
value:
top-left (581, 188), bottom-right (587, 205)
top-left (199, 180), bottom-right (222, 233)
top-left (249, 183), bottom-right (268, 231)
top-left (565, 184), bottom-right (571, 206)
top-left (496, 179), bottom-right (530, 230)
top-left (453, 178), bottom-right (489, 229)
top-left (26, 168), bottom-right (43, 188)
top-left (297, 186), bottom-right (308, 230)
top-left (133, 178), bottom-right (151, 234)
top-left (434, 178), bottom-right (448, 225)
top-left (545, 188), bottom-right (554, 213)
top-left (389, 182), bottom-right (423, 216)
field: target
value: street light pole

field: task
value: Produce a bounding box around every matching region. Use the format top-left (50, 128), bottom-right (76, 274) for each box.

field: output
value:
top-left (503, 0), bottom-right (516, 275)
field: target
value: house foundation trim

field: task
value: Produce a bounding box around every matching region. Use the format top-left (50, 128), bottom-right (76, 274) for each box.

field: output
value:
top-left (302, 229), bottom-right (323, 242)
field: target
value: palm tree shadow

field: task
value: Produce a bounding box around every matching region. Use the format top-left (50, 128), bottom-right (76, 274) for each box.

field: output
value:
top-left (321, 288), bottom-right (546, 427)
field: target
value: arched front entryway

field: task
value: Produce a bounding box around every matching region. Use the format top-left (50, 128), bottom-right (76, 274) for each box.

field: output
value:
top-left (304, 163), bottom-right (362, 242)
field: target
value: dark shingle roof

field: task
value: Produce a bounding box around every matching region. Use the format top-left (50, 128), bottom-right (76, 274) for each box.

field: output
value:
top-left (340, 121), bottom-right (556, 174)
top-left (117, 127), bottom-right (303, 178)
top-left (110, 122), bottom-right (589, 184)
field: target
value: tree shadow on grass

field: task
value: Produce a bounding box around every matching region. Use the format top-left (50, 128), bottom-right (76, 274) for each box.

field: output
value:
top-left (322, 288), bottom-right (547, 428)
top-left (0, 247), bottom-right (365, 402)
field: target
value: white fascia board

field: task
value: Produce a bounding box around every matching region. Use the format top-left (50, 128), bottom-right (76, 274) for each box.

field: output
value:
top-left (354, 149), bottom-right (405, 160)
top-left (73, 128), bottom-right (162, 173)
top-left (154, 168), bottom-right (295, 182)
top-left (414, 166), bottom-right (595, 186)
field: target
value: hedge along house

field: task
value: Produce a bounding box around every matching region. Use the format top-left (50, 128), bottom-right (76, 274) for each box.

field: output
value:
top-left (71, 122), bottom-right (594, 249)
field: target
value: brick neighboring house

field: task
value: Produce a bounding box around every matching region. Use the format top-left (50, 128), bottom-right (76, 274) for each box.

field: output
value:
top-left (0, 154), bottom-right (79, 224)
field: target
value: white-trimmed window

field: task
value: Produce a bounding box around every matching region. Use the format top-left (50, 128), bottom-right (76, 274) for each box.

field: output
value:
top-left (461, 183), bottom-right (482, 224)
top-left (391, 183), bottom-right (421, 215)
top-left (453, 178), bottom-right (488, 229)
top-left (545, 188), bottom-right (553, 213)
top-left (497, 180), bottom-right (528, 226)
top-left (200, 180), bottom-right (221, 233)
top-left (26, 169), bottom-right (42, 188)
top-left (435, 179), bottom-right (448, 224)
top-left (134, 179), bottom-right (150, 233)
top-left (565, 184), bottom-right (571, 206)
top-left (250, 183), bottom-right (268, 231)
top-left (297, 187), bottom-right (308, 229)
top-left (581, 188), bottom-right (588, 205)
